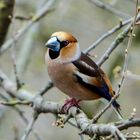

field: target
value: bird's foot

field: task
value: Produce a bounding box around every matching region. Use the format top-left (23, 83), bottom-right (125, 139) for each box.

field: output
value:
top-left (61, 98), bottom-right (81, 113)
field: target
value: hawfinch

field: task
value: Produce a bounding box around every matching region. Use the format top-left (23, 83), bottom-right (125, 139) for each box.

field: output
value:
top-left (45, 31), bottom-right (121, 117)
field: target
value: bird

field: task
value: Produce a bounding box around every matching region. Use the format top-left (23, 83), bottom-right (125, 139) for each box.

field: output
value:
top-left (45, 31), bottom-right (122, 118)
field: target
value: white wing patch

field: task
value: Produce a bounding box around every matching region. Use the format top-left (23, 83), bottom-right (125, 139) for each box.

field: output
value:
top-left (80, 61), bottom-right (95, 71)
top-left (74, 70), bottom-right (91, 84)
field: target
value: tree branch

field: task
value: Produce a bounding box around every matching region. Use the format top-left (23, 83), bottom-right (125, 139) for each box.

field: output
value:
top-left (84, 17), bottom-right (132, 54)
top-left (1, 69), bottom-right (140, 139)
top-left (20, 111), bottom-right (39, 140)
top-left (118, 119), bottom-right (140, 130)
top-left (0, 0), bottom-right (55, 54)
top-left (88, 0), bottom-right (130, 19)
top-left (97, 13), bottom-right (140, 66)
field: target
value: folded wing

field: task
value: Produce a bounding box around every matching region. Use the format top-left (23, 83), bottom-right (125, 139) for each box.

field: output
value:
top-left (72, 52), bottom-right (120, 109)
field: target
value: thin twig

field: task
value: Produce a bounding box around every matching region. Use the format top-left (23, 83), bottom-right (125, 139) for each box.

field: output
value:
top-left (88, 0), bottom-right (130, 19)
top-left (0, 91), bottom-right (29, 123)
top-left (97, 13), bottom-right (140, 66)
top-left (97, 25), bottom-right (128, 66)
top-left (0, 1), bottom-right (139, 139)
top-left (12, 60), bottom-right (22, 89)
top-left (92, 0), bottom-right (139, 123)
top-left (116, 0), bottom-right (139, 95)
top-left (92, 94), bottom-right (119, 123)
top-left (68, 120), bottom-right (78, 128)
top-left (0, 100), bottom-right (30, 106)
top-left (2, 69), bottom-right (140, 139)
top-left (79, 134), bottom-right (84, 140)
top-left (16, 23), bottom-right (40, 77)
top-left (20, 111), bottom-right (39, 140)
top-left (38, 81), bottom-right (53, 96)
top-left (0, 92), bottom-right (43, 140)
top-left (84, 18), bottom-right (132, 54)
top-left (16, 0), bottom-right (53, 78)
top-left (0, 0), bottom-right (55, 54)
top-left (125, 135), bottom-right (140, 140)
top-left (10, 42), bottom-right (22, 89)
top-left (117, 118), bottom-right (140, 130)
top-left (126, 70), bottom-right (140, 80)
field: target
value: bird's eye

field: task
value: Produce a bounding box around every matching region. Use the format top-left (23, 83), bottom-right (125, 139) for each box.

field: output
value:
top-left (61, 40), bottom-right (69, 47)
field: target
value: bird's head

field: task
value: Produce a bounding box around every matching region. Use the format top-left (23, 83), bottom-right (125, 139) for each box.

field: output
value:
top-left (45, 31), bottom-right (81, 63)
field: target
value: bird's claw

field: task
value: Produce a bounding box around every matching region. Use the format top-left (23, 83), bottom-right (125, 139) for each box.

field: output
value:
top-left (61, 98), bottom-right (81, 113)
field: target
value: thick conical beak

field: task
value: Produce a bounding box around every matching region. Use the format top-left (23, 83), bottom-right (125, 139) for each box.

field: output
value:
top-left (45, 36), bottom-right (60, 51)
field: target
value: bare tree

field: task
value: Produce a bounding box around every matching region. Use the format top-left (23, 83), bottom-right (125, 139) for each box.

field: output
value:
top-left (0, 0), bottom-right (140, 140)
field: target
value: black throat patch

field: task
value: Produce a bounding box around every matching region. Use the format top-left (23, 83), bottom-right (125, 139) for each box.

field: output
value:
top-left (49, 49), bottom-right (60, 59)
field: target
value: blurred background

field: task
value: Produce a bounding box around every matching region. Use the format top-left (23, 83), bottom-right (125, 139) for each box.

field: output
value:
top-left (0, 0), bottom-right (140, 139)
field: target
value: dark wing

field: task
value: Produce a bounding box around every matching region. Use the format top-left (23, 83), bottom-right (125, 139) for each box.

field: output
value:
top-left (73, 52), bottom-right (104, 80)
top-left (72, 52), bottom-right (120, 109)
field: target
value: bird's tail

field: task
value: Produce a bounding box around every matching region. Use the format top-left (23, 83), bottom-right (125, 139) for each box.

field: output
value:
top-left (112, 101), bottom-right (123, 120)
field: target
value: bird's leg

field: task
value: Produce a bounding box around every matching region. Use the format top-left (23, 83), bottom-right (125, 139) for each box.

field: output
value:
top-left (61, 98), bottom-right (81, 113)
